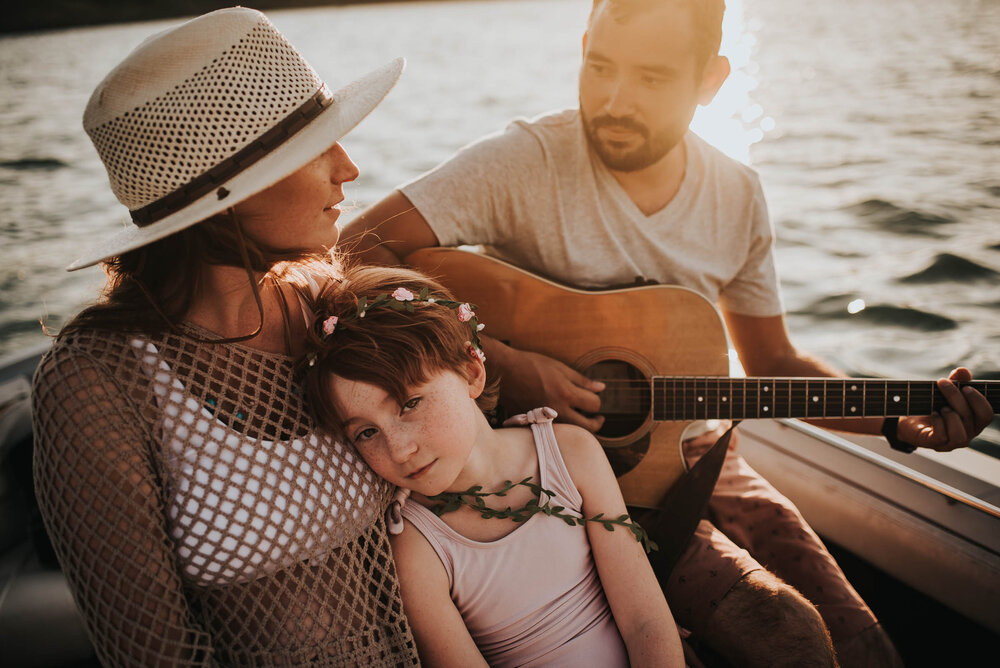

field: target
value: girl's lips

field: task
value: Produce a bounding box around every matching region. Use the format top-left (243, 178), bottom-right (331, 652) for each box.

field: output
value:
top-left (406, 460), bottom-right (435, 480)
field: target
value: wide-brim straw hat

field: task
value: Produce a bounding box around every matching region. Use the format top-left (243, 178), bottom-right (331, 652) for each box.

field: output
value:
top-left (69, 6), bottom-right (404, 271)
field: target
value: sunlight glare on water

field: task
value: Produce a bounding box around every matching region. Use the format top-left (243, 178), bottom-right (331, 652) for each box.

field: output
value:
top-left (0, 0), bottom-right (997, 391)
top-left (691, 0), bottom-right (767, 165)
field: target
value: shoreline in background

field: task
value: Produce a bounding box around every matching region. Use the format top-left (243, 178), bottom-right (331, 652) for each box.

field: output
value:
top-left (4, 0), bottom-right (438, 35)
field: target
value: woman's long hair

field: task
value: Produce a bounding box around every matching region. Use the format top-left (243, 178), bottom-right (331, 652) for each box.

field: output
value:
top-left (60, 212), bottom-right (340, 338)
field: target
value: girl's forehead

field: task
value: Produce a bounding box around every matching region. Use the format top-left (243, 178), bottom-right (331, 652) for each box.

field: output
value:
top-left (328, 367), bottom-right (461, 415)
top-left (329, 375), bottom-right (392, 409)
top-left (327, 377), bottom-right (396, 428)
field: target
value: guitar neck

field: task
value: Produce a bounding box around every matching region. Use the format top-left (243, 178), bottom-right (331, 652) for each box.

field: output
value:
top-left (650, 377), bottom-right (1000, 421)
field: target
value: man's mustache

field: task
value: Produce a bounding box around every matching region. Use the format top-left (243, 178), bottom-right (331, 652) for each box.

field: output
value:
top-left (588, 115), bottom-right (649, 139)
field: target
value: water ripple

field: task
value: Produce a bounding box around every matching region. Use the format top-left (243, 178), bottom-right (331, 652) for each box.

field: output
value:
top-left (795, 295), bottom-right (959, 332)
top-left (900, 253), bottom-right (999, 283)
top-left (846, 198), bottom-right (955, 236)
top-left (0, 158), bottom-right (68, 171)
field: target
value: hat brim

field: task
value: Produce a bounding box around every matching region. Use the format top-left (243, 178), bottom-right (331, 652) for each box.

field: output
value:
top-left (68, 57), bottom-right (405, 271)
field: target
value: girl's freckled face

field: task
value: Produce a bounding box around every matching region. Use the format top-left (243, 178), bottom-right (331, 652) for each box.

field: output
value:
top-left (328, 368), bottom-right (482, 496)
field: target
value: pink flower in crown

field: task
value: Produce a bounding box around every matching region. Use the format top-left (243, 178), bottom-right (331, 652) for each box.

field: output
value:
top-left (322, 316), bottom-right (339, 336)
top-left (392, 287), bottom-right (415, 301)
top-left (457, 303), bottom-right (474, 322)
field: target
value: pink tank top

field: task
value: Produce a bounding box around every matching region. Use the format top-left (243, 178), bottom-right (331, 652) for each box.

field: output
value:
top-left (401, 409), bottom-right (629, 667)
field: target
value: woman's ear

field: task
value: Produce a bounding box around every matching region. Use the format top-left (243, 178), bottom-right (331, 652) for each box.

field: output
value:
top-left (698, 55), bottom-right (731, 106)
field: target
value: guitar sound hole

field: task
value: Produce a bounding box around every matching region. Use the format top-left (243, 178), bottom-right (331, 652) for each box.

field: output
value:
top-left (584, 360), bottom-right (650, 439)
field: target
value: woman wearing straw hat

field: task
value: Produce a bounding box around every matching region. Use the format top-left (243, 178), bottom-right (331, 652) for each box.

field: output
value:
top-left (31, 8), bottom-right (418, 666)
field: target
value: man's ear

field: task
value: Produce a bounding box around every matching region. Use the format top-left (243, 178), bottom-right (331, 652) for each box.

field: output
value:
top-left (465, 356), bottom-right (487, 399)
top-left (582, 31), bottom-right (589, 55)
top-left (698, 55), bottom-right (731, 106)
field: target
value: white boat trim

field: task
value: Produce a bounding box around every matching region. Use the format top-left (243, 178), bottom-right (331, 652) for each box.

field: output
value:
top-left (738, 418), bottom-right (1000, 635)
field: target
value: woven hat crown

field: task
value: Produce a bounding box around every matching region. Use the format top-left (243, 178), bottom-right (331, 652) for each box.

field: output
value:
top-left (84, 7), bottom-right (327, 214)
top-left (69, 6), bottom-right (402, 271)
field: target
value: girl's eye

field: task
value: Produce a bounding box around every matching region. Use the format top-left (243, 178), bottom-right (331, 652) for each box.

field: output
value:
top-left (354, 427), bottom-right (378, 442)
top-left (402, 397), bottom-right (422, 412)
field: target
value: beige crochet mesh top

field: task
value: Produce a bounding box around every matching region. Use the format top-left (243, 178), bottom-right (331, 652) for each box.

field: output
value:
top-left (32, 324), bottom-right (419, 666)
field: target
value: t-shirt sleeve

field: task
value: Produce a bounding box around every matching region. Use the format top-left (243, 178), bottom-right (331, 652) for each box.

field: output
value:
top-left (399, 120), bottom-right (550, 248)
top-left (717, 177), bottom-right (784, 317)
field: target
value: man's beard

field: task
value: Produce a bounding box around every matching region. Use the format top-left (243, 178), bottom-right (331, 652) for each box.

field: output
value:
top-left (582, 111), bottom-right (677, 172)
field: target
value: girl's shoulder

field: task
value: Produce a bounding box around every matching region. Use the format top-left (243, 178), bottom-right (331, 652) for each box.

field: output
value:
top-left (551, 422), bottom-right (605, 462)
top-left (549, 423), bottom-right (613, 497)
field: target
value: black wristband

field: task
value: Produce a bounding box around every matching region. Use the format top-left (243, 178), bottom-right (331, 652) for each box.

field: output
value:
top-left (881, 417), bottom-right (916, 453)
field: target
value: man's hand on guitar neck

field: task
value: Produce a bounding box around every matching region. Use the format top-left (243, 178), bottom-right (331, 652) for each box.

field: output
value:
top-left (484, 337), bottom-right (606, 432)
top-left (897, 367), bottom-right (994, 452)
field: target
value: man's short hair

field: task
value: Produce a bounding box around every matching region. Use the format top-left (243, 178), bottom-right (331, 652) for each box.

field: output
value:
top-left (588, 0), bottom-right (726, 68)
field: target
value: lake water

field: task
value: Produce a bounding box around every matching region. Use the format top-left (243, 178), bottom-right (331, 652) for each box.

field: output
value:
top-left (1, 0), bottom-right (998, 389)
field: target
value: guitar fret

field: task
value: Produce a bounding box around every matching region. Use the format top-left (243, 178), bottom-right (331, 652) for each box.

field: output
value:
top-left (722, 377), bottom-right (732, 420)
top-left (885, 381), bottom-right (910, 417)
top-left (865, 381), bottom-right (885, 417)
top-left (806, 379), bottom-right (821, 418)
top-left (698, 378), bottom-right (711, 420)
top-left (826, 380), bottom-right (845, 417)
top-left (846, 382), bottom-right (862, 416)
top-left (704, 377), bottom-right (712, 420)
top-left (784, 378), bottom-right (798, 419)
top-left (700, 377), bottom-right (709, 421)
top-left (772, 378), bottom-right (782, 418)
top-left (774, 378), bottom-right (801, 417)
top-left (733, 378), bottom-right (745, 420)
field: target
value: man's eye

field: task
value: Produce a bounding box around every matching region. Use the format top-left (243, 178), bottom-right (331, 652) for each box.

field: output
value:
top-left (403, 397), bottom-right (422, 411)
top-left (587, 61), bottom-right (610, 76)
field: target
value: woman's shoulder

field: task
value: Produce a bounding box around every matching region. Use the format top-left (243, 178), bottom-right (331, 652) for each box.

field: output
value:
top-left (36, 329), bottom-right (129, 381)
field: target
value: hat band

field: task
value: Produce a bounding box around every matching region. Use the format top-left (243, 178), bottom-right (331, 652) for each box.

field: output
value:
top-left (129, 87), bottom-right (334, 227)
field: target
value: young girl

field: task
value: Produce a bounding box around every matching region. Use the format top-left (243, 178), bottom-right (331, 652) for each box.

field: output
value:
top-left (303, 264), bottom-right (684, 667)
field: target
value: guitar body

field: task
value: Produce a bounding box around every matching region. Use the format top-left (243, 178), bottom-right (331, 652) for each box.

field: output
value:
top-left (405, 247), bottom-right (730, 508)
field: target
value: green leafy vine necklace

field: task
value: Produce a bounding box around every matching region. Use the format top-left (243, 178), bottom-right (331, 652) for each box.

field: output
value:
top-left (427, 476), bottom-right (658, 554)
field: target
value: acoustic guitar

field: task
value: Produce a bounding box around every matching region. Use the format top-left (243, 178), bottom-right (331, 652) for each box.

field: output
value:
top-left (405, 247), bottom-right (999, 509)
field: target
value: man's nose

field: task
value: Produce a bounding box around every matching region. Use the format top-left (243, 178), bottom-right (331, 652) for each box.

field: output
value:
top-left (604, 77), bottom-right (636, 117)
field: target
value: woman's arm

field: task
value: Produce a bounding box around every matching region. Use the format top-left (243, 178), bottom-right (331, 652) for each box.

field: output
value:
top-left (32, 346), bottom-right (214, 667)
top-left (388, 521), bottom-right (489, 667)
top-left (555, 424), bottom-right (685, 667)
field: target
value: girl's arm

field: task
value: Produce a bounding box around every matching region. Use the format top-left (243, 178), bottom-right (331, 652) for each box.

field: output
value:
top-left (555, 424), bottom-right (685, 667)
top-left (389, 520), bottom-right (489, 668)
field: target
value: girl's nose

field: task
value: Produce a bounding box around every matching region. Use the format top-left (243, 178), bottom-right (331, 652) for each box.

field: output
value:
top-left (386, 429), bottom-right (418, 464)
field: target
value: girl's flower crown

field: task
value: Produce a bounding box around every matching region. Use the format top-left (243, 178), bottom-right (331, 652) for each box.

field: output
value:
top-left (308, 286), bottom-right (486, 366)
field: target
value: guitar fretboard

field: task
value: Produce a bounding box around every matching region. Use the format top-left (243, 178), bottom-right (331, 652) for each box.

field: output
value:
top-left (651, 377), bottom-right (999, 421)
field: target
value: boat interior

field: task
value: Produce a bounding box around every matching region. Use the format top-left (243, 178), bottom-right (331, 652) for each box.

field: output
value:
top-left (1, 343), bottom-right (997, 666)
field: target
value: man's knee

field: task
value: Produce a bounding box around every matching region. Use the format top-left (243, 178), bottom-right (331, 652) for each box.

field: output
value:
top-left (703, 570), bottom-right (837, 668)
top-left (833, 623), bottom-right (904, 668)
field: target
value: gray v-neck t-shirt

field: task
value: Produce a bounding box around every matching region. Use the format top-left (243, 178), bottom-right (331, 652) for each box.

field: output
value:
top-left (401, 108), bottom-right (783, 317)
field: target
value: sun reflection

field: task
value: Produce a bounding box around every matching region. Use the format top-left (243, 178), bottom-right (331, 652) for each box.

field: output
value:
top-left (848, 299), bottom-right (867, 314)
top-left (690, 0), bottom-right (771, 165)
